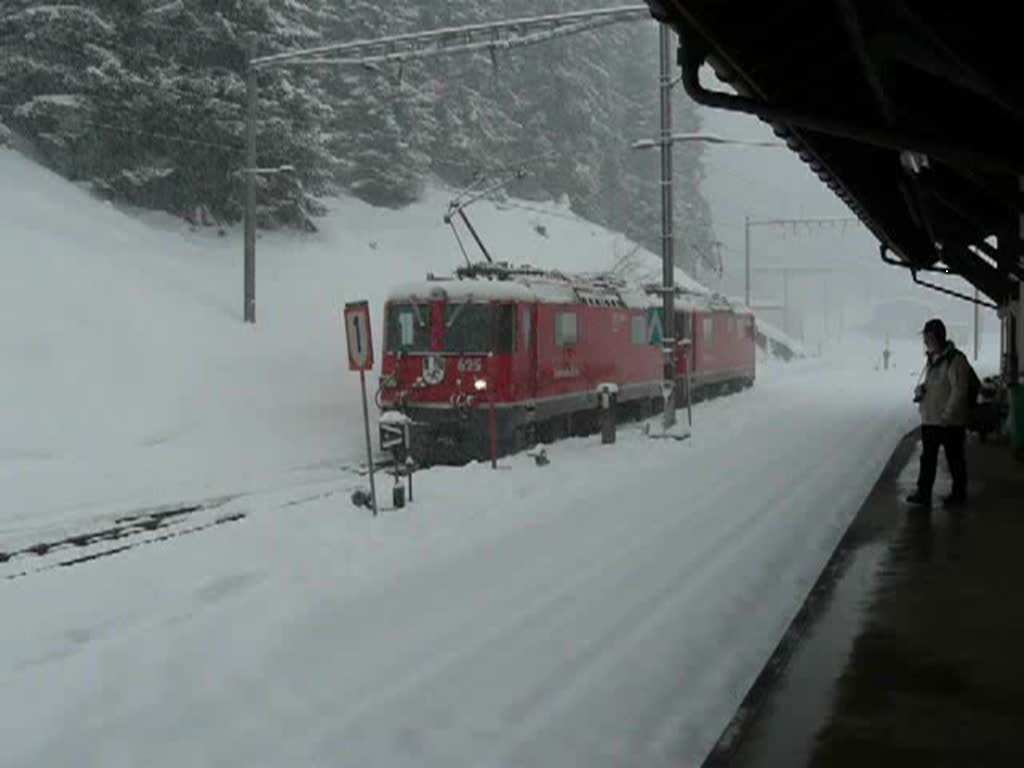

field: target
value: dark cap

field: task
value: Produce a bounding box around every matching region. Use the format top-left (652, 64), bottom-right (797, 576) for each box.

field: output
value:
top-left (922, 318), bottom-right (947, 340)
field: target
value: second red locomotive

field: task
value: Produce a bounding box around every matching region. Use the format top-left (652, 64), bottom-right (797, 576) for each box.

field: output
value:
top-left (378, 262), bottom-right (755, 463)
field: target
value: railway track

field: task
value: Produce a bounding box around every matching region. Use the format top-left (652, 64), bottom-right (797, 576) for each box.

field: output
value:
top-left (1, 460), bottom-right (386, 582)
top-left (1, 498), bottom-right (246, 581)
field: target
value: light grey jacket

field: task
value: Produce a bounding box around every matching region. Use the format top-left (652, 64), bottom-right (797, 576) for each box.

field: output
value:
top-left (918, 343), bottom-right (971, 426)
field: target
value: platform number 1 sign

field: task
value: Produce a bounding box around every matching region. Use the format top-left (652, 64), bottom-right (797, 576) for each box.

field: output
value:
top-left (344, 300), bottom-right (378, 515)
top-left (345, 301), bottom-right (374, 371)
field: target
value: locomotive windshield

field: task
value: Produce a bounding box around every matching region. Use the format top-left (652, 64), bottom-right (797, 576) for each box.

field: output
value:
top-left (444, 303), bottom-right (516, 354)
top-left (386, 301), bottom-right (516, 354)
top-left (386, 302), bottom-right (431, 353)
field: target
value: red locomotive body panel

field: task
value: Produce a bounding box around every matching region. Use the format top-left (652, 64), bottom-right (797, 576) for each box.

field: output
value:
top-left (532, 303), bottom-right (661, 406)
top-left (690, 310), bottom-right (757, 390)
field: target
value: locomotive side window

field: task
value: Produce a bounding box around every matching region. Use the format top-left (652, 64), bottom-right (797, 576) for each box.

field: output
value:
top-left (703, 317), bottom-right (714, 347)
top-left (522, 305), bottom-right (532, 350)
top-left (555, 312), bottom-right (578, 347)
top-left (386, 303), bottom-right (431, 352)
top-left (630, 314), bottom-right (646, 345)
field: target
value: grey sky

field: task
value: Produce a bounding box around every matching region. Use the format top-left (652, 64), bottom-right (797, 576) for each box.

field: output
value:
top-left (694, 101), bottom-right (989, 346)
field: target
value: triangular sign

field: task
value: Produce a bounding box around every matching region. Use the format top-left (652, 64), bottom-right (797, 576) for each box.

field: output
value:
top-left (647, 307), bottom-right (664, 346)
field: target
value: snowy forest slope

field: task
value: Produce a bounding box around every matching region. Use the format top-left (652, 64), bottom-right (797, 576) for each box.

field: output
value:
top-left (0, 1), bottom-right (716, 273)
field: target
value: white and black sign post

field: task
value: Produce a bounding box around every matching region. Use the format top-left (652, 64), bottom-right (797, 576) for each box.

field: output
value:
top-left (380, 415), bottom-right (414, 507)
top-left (345, 301), bottom-right (377, 515)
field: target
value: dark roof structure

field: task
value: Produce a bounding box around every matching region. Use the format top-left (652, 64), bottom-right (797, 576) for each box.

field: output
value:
top-left (644, 0), bottom-right (1024, 305)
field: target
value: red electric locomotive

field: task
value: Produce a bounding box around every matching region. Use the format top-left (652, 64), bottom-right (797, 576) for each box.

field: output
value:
top-left (378, 262), bottom-right (755, 464)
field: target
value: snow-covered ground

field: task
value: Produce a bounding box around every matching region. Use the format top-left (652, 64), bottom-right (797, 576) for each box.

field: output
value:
top-left (2, 345), bottom-right (928, 768)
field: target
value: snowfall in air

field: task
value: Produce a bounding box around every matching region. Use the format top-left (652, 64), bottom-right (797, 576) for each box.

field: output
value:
top-left (0, 147), bottom-right (976, 767)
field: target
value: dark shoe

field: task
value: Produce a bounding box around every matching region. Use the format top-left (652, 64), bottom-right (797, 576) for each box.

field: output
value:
top-left (942, 493), bottom-right (967, 508)
top-left (906, 492), bottom-right (932, 507)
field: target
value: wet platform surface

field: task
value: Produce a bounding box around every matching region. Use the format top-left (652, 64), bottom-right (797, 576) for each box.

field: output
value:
top-left (704, 432), bottom-right (1024, 767)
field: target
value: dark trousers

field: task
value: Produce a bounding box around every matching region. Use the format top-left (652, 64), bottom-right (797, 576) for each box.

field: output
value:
top-left (918, 425), bottom-right (967, 498)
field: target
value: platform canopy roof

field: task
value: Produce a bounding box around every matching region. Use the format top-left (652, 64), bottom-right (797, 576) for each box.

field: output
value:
top-left (643, 0), bottom-right (1024, 304)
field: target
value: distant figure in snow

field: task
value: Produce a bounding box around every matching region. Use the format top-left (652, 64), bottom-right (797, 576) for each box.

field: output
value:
top-left (882, 346), bottom-right (892, 371)
top-left (907, 318), bottom-right (972, 508)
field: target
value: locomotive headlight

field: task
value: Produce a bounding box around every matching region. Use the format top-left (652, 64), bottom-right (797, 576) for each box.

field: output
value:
top-left (474, 378), bottom-right (488, 392)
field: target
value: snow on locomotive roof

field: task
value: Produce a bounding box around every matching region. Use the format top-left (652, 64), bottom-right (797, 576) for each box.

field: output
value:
top-left (386, 262), bottom-right (749, 314)
top-left (388, 278), bottom-right (541, 304)
top-left (388, 278), bottom-right (653, 308)
top-left (388, 263), bottom-right (647, 309)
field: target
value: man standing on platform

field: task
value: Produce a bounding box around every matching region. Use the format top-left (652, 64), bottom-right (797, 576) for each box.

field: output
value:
top-left (907, 318), bottom-right (973, 508)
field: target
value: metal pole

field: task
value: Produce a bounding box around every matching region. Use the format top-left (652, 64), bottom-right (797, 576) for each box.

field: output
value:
top-left (974, 286), bottom-right (980, 361)
top-left (658, 23), bottom-right (676, 430)
top-left (1016, 176), bottom-right (1024, 382)
top-left (244, 36), bottom-right (257, 324)
top-left (744, 215), bottom-right (751, 307)
top-left (487, 352), bottom-right (498, 468)
top-left (1014, 283), bottom-right (1022, 383)
top-left (359, 370), bottom-right (378, 515)
top-left (489, 393), bottom-right (498, 469)
top-left (684, 346), bottom-right (693, 427)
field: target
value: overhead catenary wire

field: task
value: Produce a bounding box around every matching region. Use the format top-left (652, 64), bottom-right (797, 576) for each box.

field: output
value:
top-left (280, 19), bottom-right (631, 68)
top-left (252, 5), bottom-right (649, 67)
top-left (492, 198), bottom-right (723, 273)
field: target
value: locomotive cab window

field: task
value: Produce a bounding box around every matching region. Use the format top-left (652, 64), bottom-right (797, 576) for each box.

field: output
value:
top-left (386, 303), bottom-right (431, 352)
top-left (444, 303), bottom-right (516, 354)
top-left (555, 312), bottom-right (578, 347)
top-left (703, 317), bottom-right (714, 347)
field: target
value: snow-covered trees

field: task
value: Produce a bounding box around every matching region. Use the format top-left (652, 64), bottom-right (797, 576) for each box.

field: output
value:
top-left (2, 1), bottom-right (340, 227)
top-left (325, 3), bottom-right (432, 207)
top-left (85, 0), bottom-right (341, 227)
top-left (0, 3), bottom-right (118, 176)
top-left (2, 0), bottom-right (714, 258)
